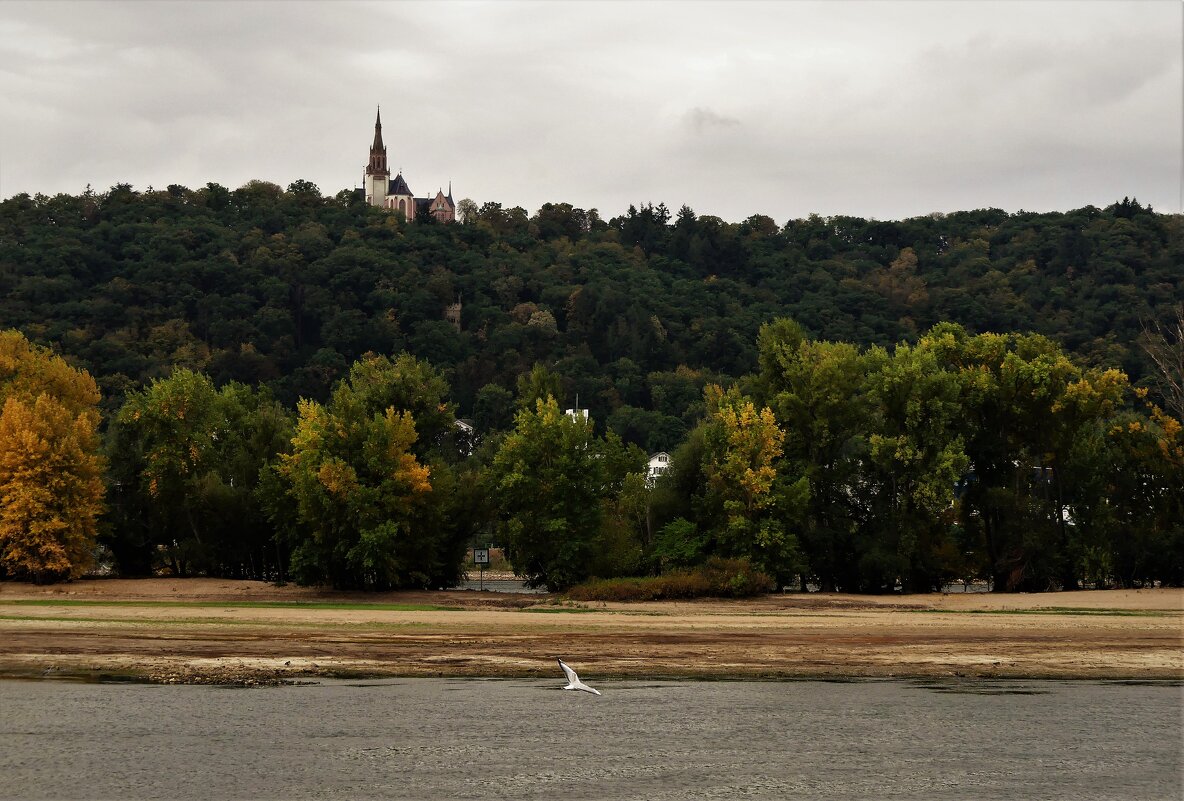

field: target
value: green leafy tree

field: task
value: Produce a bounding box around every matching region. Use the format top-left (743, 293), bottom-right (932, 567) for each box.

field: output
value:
top-left (755, 320), bottom-right (875, 591)
top-left (107, 369), bottom-right (292, 577)
top-left (1066, 391), bottom-right (1183, 588)
top-left (456, 198), bottom-right (478, 224)
top-left (268, 353), bottom-right (463, 589)
top-left (863, 337), bottom-right (968, 591)
top-left (491, 397), bottom-right (606, 590)
top-left (111, 369), bottom-right (222, 575)
top-left (473, 383), bottom-right (515, 433)
top-left (653, 517), bottom-right (707, 568)
top-left (590, 433), bottom-right (650, 578)
top-left (515, 363), bottom-right (564, 410)
top-left (926, 325), bottom-right (1117, 590)
top-left (278, 400), bottom-right (431, 589)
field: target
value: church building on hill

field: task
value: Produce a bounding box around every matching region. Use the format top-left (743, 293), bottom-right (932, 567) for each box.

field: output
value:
top-left (361, 107), bottom-right (455, 223)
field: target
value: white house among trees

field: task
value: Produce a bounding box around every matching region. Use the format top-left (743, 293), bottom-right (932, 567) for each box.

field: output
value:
top-left (647, 451), bottom-right (671, 485)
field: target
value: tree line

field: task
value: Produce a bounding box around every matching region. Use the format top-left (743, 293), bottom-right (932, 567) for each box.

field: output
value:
top-left (1, 316), bottom-right (1179, 592)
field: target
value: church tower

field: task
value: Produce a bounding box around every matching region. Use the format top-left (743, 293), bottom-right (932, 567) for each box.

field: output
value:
top-left (364, 107), bottom-right (390, 207)
top-left (358, 105), bottom-right (451, 222)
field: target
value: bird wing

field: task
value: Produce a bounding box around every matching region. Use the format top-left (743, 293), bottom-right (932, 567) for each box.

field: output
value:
top-left (557, 658), bottom-right (580, 686)
top-left (558, 658), bottom-right (601, 695)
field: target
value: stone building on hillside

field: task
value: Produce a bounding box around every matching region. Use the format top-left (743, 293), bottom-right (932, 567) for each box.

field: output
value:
top-left (361, 107), bottom-right (455, 223)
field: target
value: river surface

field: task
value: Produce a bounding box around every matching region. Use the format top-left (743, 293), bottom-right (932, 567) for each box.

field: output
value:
top-left (1, 677), bottom-right (1179, 800)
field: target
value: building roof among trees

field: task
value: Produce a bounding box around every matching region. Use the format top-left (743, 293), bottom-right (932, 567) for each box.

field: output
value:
top-left (389, 173), bottom-right (412, 196)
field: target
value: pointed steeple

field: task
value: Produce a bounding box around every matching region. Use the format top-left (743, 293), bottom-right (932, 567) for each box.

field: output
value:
top-left (366, 106), bottom-right (389, 178)
top-left (372, 106), bottom-right (384, 151)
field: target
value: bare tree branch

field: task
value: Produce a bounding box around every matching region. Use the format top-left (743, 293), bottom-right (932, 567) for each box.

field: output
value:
top-left (1140, 303), bottom-right (1184, 421)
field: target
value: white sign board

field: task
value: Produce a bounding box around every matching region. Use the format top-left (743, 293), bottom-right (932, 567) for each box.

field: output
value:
top-left (473, 549), bottom-right (490, 565)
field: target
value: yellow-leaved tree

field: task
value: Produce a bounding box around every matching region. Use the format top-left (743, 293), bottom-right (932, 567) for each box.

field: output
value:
top-left (700, 383), bottom-right (800, 580)
top-left (0, 331), bottom-right (105, 582)
top-left (264, 354), bottom-right (452, 590)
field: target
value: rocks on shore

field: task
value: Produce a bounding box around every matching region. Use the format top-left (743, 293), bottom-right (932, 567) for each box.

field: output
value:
top-left (145, 666), bottom-right (323, 687)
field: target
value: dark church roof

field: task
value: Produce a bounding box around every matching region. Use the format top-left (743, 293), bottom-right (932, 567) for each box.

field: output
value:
top-left (389, 173), bottom-right (413, 196)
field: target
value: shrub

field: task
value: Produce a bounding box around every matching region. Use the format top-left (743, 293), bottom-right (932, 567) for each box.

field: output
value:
top-left (566, 557), bottom-right (774, 601)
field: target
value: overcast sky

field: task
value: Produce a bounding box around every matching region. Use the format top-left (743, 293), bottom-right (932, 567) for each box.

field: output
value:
top-left (1, 0), bottom-right (1180, 222)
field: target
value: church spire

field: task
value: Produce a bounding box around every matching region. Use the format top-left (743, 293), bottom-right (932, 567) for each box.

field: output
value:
top-left (372, 106), bottom-right (384, 151)
top-left (366, 106), bottom-right (389, 178)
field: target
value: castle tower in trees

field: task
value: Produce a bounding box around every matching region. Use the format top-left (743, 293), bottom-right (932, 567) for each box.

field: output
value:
top-left (362, 107), bottom-right (455, 223)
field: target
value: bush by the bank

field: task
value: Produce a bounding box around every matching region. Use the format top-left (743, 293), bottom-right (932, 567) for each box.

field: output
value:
top-left (566, 558), bottom-right (775, 601)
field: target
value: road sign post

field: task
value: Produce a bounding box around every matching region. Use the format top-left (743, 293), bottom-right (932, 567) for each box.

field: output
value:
top-left (474, 548), bottom-right (490, 591)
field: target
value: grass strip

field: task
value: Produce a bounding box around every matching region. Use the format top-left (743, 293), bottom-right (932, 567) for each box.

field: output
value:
top-left (0, 613), bottom-right (435, 629)
top-left (910, 607), bottom-right (1174, 617)
top-left (0, 599), bottom-right (461, 612)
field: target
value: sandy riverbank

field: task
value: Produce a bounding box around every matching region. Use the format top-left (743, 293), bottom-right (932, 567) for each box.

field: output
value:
top-left (0, 578), bottom-right (1179, 686)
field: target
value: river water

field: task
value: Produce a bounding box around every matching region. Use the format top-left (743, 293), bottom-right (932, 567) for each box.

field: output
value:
top-left (1, 677), bottom-right (1179, 800)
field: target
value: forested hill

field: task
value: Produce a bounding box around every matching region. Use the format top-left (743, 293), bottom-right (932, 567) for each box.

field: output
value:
top-left (1, 183), bottom-right (1179, 447)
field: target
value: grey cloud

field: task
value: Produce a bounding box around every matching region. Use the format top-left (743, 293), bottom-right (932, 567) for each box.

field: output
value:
top-left (0, 1), bottom-right (1179, 222)
top-left (683, 107), bottom-right (741, 134)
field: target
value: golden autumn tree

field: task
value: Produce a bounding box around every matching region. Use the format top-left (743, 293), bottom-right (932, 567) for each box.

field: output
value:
top-left (264, 354), bottom-right (450, 590)
top-left (0, 331), bottom-right (105, 582)
top-left (703, 384), bottom-right (784, 517)
top-left (700, 383), bottom-right (799, 578)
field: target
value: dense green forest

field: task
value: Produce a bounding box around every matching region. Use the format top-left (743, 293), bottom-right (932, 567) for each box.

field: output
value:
top-left (0, 183), bottom-right (1180, 592)
top-left (1, 184), bottom-right (1178, 433)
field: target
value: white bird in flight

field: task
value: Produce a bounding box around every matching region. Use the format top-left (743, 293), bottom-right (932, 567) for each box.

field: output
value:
top-left (557, 658), bottom-right (601, 695)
